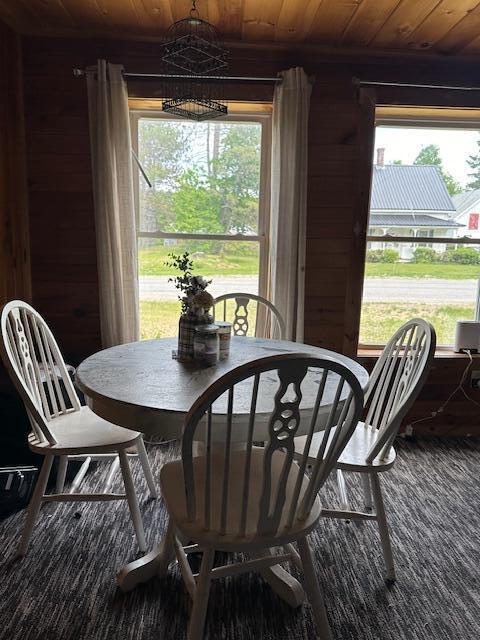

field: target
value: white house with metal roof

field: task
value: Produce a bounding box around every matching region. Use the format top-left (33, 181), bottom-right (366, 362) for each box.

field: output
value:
top-left (368, 161), bottom-right (463, 260)
top-left (452, 189), bottom-right (480, 240)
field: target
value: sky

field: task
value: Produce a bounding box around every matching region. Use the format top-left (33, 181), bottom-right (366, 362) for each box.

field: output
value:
top-left (375, 126), bottom-right (480, 189)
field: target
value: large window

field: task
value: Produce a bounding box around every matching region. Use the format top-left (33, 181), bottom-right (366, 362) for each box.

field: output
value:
top-left (131, 111), bottom-right (271, 340)
top-left (360, 109), bottom-right (480, 348)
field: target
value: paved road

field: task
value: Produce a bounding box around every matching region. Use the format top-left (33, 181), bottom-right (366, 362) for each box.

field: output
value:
top-left (140, 275), bottom-right (259, 301)
top-left (139, 275), bottom-right (477, 303)
top-left (364, 277), bottom-right (476, 303)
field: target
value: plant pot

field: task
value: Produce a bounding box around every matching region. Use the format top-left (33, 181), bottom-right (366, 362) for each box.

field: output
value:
top-left (177, 312), bottom-right (212, 361)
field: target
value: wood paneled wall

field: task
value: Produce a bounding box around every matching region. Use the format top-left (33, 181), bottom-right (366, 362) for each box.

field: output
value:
top-left (0, 21), bottom-right (30, 306)
top-left (22, 40), bottom-right (99, 362)
top-left (19, 35), bottom-right (480, 434)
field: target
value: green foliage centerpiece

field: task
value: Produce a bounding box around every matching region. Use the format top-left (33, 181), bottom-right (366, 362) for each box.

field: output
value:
top-left (168, 252), bottom-right (214, 361)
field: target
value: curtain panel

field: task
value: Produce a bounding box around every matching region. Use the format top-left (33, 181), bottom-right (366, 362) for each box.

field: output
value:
top-left (86, 60), bottom-right (139, 348)
top-left (270, 67), bottom-right (312, 342)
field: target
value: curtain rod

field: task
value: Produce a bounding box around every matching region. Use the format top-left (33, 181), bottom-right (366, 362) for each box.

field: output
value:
top-left (73, 68), bottom-right (281, 83)
top-left (355, 78), bottom-right (480, 91)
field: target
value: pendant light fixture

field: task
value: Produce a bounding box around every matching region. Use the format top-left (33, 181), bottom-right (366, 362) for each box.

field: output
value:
top-left (161, 0), bottom-right (228, 121)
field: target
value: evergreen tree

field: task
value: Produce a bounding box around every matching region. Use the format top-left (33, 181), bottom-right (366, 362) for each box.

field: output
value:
top-left (413, 144), bottom-right (462, 196)
top-left (466, 138), bottom-right (480, 190)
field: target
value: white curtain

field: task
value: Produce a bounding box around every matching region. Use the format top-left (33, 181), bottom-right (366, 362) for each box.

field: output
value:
top-left (270, 67), bottom-right (311, 342)
top-left (86, 60), bottom-right (139, 348)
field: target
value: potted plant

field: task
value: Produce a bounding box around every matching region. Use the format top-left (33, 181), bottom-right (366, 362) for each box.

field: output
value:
top-left (167, 252), bottom-right (214, 361)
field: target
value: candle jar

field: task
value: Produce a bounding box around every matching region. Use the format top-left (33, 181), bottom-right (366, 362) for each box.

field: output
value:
top-left (216, 321), bottom-right (232, 360)
top-left (194, 324), bottom-right (219, 367)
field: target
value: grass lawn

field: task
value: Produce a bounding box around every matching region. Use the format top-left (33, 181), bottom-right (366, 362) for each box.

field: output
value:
top-left (140, 244), bottom-right (480, 279)
top-left (140, 300), bottom-right (181, 339)
top-left (142, 299), bottom-right (474, 346)
top-left (365, 262), bottom-right (480, 279)
top-left (140, 299), bottom-right (260, 340)
top-left (360, 302), bottom-right (474, 345)
top-left (139, 242), bottom-right (259, 276)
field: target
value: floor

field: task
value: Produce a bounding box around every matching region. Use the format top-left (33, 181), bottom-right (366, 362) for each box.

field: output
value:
top-left (0, 437), bottom-right (479, 640)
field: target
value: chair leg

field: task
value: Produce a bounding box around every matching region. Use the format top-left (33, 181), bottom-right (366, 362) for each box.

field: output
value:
top-left (336, 469), bottom-right (349, 511)
top-left (361, 473), bottom-right (373, 511)
top-left (136, 437), bottom-right (158, 499)
top-left (188, 548), bottom-right (215, 640)
top-left (118, 449), bottom-right (147, 553)
top-left (17, 456), bottom-right (53, 557)
top-left (297, 536), bottom-right (332, 640)
top-left (157, 516), bottom-right (176, 577)
top-left (370, 473), bottom-right (395, 584)
top-left (55, 455), bottom-right (68, 494)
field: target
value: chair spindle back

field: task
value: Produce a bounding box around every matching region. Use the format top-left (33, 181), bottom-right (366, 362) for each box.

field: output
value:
top-left (364, 318), bottom-right (436, 463)
top-left (0, 301), bottom-right (81, 445)
top-left (213, 293), bottom-right (286, 340)
top-left (182, 354), bottom-right (363, 538)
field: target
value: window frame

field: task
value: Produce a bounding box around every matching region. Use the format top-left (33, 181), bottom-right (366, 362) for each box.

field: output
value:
top-left (130, 108), bottom-right (272, 299)
top-left (361, 110), bottom-right (480, 351)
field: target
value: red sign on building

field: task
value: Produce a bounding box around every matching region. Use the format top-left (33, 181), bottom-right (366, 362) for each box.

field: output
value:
top-left (468, 213), bottom-right (479, 230)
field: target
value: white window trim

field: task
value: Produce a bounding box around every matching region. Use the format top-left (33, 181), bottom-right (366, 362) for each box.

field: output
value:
top-left (130, 109), bottom-right (272, 299)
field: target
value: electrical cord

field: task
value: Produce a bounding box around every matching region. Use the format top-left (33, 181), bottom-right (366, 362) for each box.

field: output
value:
top-left (406, 349), bottom-right (480, 434)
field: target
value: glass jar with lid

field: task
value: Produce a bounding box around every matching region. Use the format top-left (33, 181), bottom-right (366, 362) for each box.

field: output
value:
top-left (193, 324), bottom-right (219, 366)
top-left (215, 321), bottom-right (232, 359)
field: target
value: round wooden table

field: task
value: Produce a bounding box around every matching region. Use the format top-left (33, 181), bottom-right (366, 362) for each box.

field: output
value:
top-left (76, 337), bottom-right (368, 600)
top-left (76, 336), bottom-right (368, 442)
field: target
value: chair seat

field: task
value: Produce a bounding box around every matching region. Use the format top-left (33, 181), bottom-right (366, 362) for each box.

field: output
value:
top-left (160, 447), bottom-right (321, 551)
top-left (28, 406), bottom-right (141, 455)
top-left (294, 422), bottom-right (397, 473)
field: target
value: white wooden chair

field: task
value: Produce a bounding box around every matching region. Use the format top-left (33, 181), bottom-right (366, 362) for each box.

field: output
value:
top-left (294, 318), bottom-right (436, 584)
top-left (157, 353), bottom-right (364, 640)
top-left (214, 292), bottom-right (286, 339)
top-left (0, 300), bottom-right (157, 556)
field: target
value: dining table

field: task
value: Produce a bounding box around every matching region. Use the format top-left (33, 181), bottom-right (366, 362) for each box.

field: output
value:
top-left (75, 336), bottom-right (369, 603)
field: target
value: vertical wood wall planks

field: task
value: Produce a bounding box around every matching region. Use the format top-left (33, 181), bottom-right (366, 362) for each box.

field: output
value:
top-left (0, 21), bottom-right (31, 307)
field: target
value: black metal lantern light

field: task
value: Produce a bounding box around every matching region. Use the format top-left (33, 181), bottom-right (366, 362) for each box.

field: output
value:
top-left (161, 1), bottom-right (229, 121)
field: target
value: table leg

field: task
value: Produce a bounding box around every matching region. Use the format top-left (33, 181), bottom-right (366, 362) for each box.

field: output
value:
top-left (255, 548), bottom-right (306, 608)
top-left (117, 518), bottom-right (175, 593)
top-left (117, 543), bottom-right (166, 592)
top-left (118, 542), bottom-right (306, 607)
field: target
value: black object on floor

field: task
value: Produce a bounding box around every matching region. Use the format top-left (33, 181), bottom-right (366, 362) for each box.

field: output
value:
top-left (0, 466), bottom-right (38, 519)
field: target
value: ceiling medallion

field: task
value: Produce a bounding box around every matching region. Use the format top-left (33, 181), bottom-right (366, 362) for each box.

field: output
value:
top-left (161, 0), bottom-right (228, 121)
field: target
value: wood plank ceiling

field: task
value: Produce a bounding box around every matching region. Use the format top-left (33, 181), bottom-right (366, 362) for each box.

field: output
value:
top-left (2, 0), bottom-right (480, 56)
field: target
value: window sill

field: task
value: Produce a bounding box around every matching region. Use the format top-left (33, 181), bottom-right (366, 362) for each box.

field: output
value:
top-left (357, 347), bottom-right (480, 360)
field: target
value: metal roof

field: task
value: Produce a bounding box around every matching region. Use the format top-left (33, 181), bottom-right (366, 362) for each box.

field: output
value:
top-left (452, 189), bottom-right (480, 217)
top-left (370, 165), bottom-right (455, 212)
top-left (369, 214), bottom-right (463, 228)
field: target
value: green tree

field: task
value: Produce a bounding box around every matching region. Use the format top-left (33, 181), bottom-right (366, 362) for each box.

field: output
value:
top-left (139, 120), bottom-right (262, 255)
top-left (466, 137), bottom-right (480, 189)
top-left (211, 124), bottom-right (261, 234)
top-left (172, 169), bottom-right (222, 235)
top-left (389, 160), bottom-right (403, 165)
top-left (138, 120), bottom-right (190, 232)
top-left (413, 144), bottom-right (462, 196)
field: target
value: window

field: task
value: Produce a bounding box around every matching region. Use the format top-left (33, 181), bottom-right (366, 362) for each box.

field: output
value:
top-left (130, 110), bottom-right (271, 340)
top-left (360, 109), bottom-right (480, 348)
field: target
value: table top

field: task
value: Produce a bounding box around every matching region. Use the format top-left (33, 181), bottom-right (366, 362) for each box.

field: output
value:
top-left (76, 337), bottom-right (369, 439)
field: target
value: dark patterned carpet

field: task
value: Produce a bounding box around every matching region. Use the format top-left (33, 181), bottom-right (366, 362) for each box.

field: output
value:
top-left (0, 438), bottom-right (479, 640)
